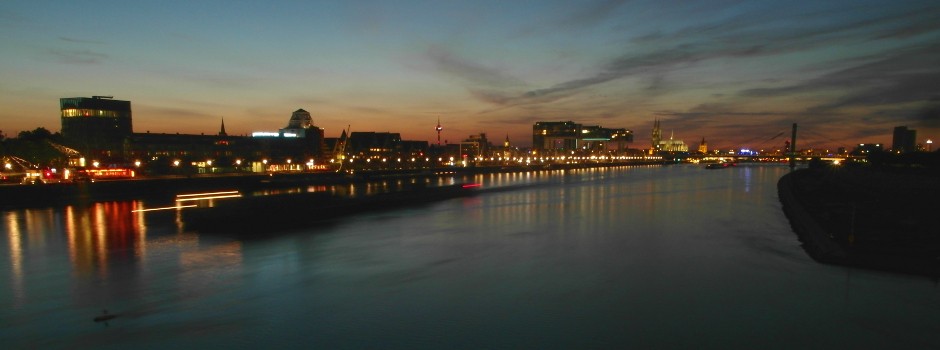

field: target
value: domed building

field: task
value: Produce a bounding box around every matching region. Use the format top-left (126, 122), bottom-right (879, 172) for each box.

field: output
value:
top-left (280, 109), bottom-right (315, 137)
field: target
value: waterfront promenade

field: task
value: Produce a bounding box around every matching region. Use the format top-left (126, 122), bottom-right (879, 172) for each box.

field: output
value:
top-left (0, 161), bottom-right (665, 209)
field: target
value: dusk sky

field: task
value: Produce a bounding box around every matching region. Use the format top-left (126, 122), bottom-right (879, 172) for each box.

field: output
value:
top-left (2, 0), bottom-right (938, 150)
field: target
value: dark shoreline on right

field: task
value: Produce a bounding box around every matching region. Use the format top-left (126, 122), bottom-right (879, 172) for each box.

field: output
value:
top-left (779, 165), bottom-right (940, 278)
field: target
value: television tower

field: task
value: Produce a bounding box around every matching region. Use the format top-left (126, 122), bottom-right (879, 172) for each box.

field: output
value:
top-left (436, 117), bottom-right (443, 146)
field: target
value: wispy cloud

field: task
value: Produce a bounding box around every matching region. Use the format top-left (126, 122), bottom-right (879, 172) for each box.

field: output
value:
top-left (544, 0), bottom-right (630, 31)
top-left (915, 103), bottom-right (940, 129)
top-left (147, 67), bottom-right (260, 89)
top-left (741, 44), bottom-right (940, 112)
top-left (474, 3), bottom-right (940, 108)
top-left (141, 106), bottom-right (214, 120)
top-left (58, 37), bottom-right (106, 45)
top-left (426, 45), bottom-right (524, 88)
top-left (47, 48), bottom-right (108, 64)
top-left (653, 102), bottom-right (794, 137)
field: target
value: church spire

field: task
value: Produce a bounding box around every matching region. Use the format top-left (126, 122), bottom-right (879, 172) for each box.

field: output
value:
top-left (651, 118), bottom-right (663, 155)
top-left (219, 117), bottom-right (227, 136)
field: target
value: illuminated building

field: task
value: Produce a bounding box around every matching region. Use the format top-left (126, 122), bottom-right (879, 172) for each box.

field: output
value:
top-left (658, 131), bottom-right (688, 152)
top-left (60, 96), bottom-right (132, 160)
top-left (126, 131), bottom-right (262, 173)
top-left (460, 133), bottom-right (490, 158)
top-left (610, 129), bottom-right (634, 151)
top-left (348, 132), bottom-right (401, 156)
top-left (892, 126), bottom-right (916, 153)
top-left (581, 125), bottom-right (632, 153)
top-left (280, 109), bottom-right (316, 137)
top-left (57, 96), bottom-right (327, 172)
top-left (252, 109), bottom-right (323, 139)
top-left (698, 137), bottom-right (708, 154)
top-left (129, 110), bottom-right (322, 173)
top-left (533, 121), bottom-right (633, 154)
top-left (339, 132), bottom-right (428, 161)
top-left (851, 143), bottom-right (883, 156)
top-left (650, 120), bottom-right (687, 154)
top-left (399, 141), bottom-right (430, 159)
top-left (503, 134), bottom-right (515, 159)
top-left (250, 109), bottom-right (324, 166)
top-left (651, 119), bottom-right (662, 155)
top-left (533, 121), bottom-right (579, 152)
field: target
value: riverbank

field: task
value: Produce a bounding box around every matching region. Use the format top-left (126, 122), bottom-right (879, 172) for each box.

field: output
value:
top-left (0, 161), bottom-right (664, 209)
top-left (778, 166), bottom-right (940, 278)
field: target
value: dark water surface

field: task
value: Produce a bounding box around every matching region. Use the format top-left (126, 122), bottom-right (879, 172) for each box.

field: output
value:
top-left (2, 165), bottom-right (938, 349)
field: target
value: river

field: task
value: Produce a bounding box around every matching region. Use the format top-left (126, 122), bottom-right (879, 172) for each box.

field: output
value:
top-left (2, 164), bottom-right (938, 349)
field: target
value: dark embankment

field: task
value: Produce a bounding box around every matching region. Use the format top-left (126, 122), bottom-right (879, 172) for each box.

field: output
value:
top-left (180, 183), bottom-right (478, 235)
top-left (0, 172), bottom-right (351, 209)
top-left (778, 164), bottom-right (940, 278)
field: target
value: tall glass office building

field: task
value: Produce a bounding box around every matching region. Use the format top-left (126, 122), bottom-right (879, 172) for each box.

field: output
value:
top-left (60, 96), bottom-right (132, 159)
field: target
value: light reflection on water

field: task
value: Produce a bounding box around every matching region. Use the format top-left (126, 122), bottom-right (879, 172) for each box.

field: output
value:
top-left (1, 165), bottom-right (939, 349)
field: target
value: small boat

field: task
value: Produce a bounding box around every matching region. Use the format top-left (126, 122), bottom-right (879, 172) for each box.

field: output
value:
top-left (705, 162), bottom-right (735, 169)
top-left (93, 310), bottom-right (117, 323)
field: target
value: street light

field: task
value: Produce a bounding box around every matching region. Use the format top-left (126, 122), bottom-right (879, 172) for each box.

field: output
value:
top-left (927, 139), bottom-right (933, 152)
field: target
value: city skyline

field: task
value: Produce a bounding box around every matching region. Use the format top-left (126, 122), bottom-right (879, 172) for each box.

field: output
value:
top-left (2, 0), bottom-right (938, 150)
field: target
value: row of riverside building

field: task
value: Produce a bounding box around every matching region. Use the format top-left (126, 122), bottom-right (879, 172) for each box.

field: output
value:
top-left (57, 96), bottom-right (639, 174)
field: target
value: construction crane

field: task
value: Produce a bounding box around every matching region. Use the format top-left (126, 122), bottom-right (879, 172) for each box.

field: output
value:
top-left (46, 140), bottom-right (82, 157)
top-left (2, 155), bottom-right (38, 171)
top-left (43, 140), bottom-right (85, 166)
top-left (331, 125), bottom-right (350, 172)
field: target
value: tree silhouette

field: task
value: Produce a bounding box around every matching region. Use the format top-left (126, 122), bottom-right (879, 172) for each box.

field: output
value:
top-left (5, 128), bottom-right (65, 167)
